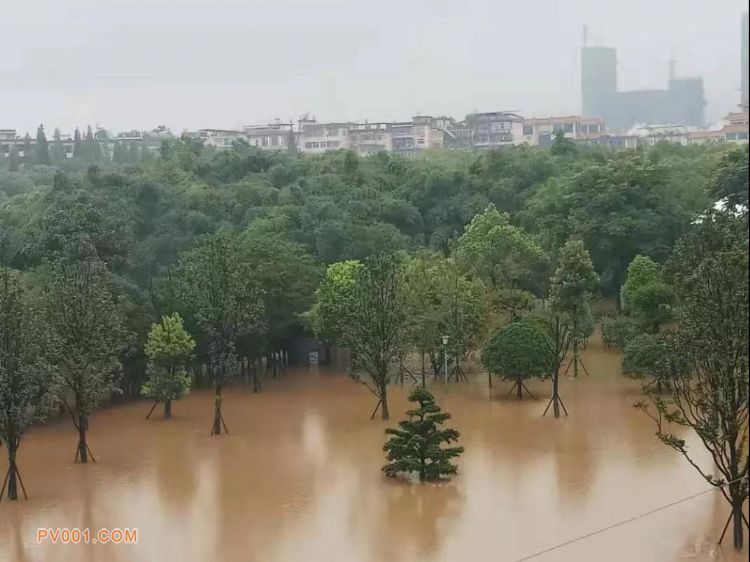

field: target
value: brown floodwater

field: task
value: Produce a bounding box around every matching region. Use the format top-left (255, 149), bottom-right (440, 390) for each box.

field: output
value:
top-left (0, 338), bottom-right (748, 562)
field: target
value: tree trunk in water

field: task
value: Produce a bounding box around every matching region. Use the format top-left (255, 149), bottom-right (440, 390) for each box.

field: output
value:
top-left (733, 501), bottom-right (744, 549)
top-left (78, 414), bottom-right (88, 463)
top-left (421, 353), bottom-right (426, 388)
top-left (7, 446), bottom-right (18, 500)
top-left (164, 399), bottom-right (172, 419)
top-left (252, 367), bottom-right (262, 393)
top-left (517, 378), bottom-right (523, 399)
top-left (380, 385), bottom-right (390, 420)
top-left (213, 386), bottom-right (222, 435)
top-left (552, 373), bottom-right (560, 418)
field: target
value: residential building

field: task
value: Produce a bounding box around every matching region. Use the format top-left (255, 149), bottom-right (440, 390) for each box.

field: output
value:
top-left (522, 115), bottom-right (604, 146)
top-left (198, 128), bottom-right (244, 149)
top-left (389, 116), bottom-right (444, 154)
top-left (296, 118), bottom-right (351, 153)
top-left (348, 122), bottom-right (391, 154)
top-left (244, 121), bottom-right (295, 151)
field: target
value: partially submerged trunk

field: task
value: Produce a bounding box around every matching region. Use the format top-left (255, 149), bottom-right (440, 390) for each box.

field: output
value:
top-left (78, 413), bottom-right (88, 463)
top-left (164, 399), bottom-right (172, 419)
top-left (5, 443), bottom-right (18, 500)
top-left (380, 383), bottom-right (390, 420)
top-left (212, 385), bottom-right (223, 435)
top-left (552, 372), bottom-right (560, 417)
top-left (732, 501), bottom-right (744, 549)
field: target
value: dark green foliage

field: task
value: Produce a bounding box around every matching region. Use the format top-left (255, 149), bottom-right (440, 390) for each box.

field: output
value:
top-left (622, 332), bottom-right (687, 390)
top-left (601, 315), bottom-right (640, 350)
top-left (621, 255), bottom-right (675, 332)
top-left (550, 130), bottom-right (577, 156)
top-left (50, 129), bottom-right (66, 163)
top-left (708, 145), bottom-right (748, 210)
top-left (383, 386), bottom-right (463, 481)
top-left (7, 146), bottom-right (19, 172)
top-left (42, 253), bottom-right (129, 463)
top-left (174, 233), bottom-right (265, 434)
top-left (0, 136), bottom-right (740, 403)
top-left (0, 267), bottom-right (54, 499)
top-left (636, 209), bottom-right (749, 549)
top-left (482, 321), bottom-right (554, 397)
top-left (35, 125), bottom-right (50, 165)
top-left (347, 255), bottom-right (409, 420)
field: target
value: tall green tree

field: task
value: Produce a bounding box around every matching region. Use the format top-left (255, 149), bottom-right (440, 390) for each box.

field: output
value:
top-left (621, 255), bottom-right (675, 332)
top-left (305, 260), bottom-right (362, 355)
top-left (35, 125), bottom-right (50, 165)
top-left (84, 126), bottom-right (101, 163)
top-left (0, 268), bottom-right (53, 500)
top-left (636, 210), bottom-right (749, 549)
top-left (239, 224), bottom-right (320, 384)
top-left (454, 203), bottom-right (543, 292)
top-left (383, 386), bottom-right (463, 481)
top-left (402, 254), bottom-right (485, 384)
top-left (549, 240), bottom-right (599, 377)
top-left (348, 255), bottom-right (409, 420)
top-left (142, 313), bottom-right (195, 419)
top-left (175, 234), bottom-right (264, 435)
top-left (72, 127), bottom-right (83, 159)
top-left (708, 145), bottom-right (748, 211)
top-left (50, 128), bottom-right (66, 162)
top-left (43, 253), bottom-right (127, 463)
top-left (21, 134), bottom-right (32, 167)
top-left (308, 256), bottom-right (408, 419)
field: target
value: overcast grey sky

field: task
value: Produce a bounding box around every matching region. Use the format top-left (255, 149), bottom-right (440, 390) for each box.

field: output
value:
top-left (1, 0), bottom-right (746, 135)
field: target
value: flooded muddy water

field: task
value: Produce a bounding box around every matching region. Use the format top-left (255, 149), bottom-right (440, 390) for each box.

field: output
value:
top-left (1, 338), bottom-right (748, 562)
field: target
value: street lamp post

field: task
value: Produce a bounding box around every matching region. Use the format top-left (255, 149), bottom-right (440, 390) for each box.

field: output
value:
top-left (442, 335), bottom-right (449, 384)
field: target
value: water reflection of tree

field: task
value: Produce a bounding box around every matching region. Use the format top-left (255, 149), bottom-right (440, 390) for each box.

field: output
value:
top-left (375, 482), bottom-right (464, 562)
top-left (153, 425), bottom-right (197, 512)
top-left (553, 425), bottom-right (596, 510)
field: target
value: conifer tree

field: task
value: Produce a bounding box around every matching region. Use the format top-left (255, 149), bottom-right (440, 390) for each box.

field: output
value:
top-left (35, 125), bottom-right (50, 165)
top-left (50, 128), bottom-right (66, 162)
top-left (73, 127), bottom-right (83, 159)
top-left (383, 387), bottom-right (464, 481)
top-left (21, 134), bottom-right (32, 167)
top-left (85, 126), bottom-right (101, 162)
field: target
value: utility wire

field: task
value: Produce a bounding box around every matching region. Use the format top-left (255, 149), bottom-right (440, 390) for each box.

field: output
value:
top-left (512, 475), bottom-right (749, 562)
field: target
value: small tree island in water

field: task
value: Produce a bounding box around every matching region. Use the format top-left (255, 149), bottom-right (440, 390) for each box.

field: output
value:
top-left (382, 387), bottom-right (464, 482)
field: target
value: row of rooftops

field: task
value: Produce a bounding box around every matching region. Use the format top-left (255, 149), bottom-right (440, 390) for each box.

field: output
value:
top-left (2, 105), bottom-right (747, 154)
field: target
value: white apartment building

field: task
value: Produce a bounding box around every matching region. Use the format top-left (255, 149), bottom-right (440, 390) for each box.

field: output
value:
top-left (522, 115), bottom-right (604, 146)
top-left (297, 118), bottom-right (351, 153)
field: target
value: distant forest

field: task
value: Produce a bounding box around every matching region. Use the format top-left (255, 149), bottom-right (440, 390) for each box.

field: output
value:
top-left (0, 135), bottom-right (747, 394)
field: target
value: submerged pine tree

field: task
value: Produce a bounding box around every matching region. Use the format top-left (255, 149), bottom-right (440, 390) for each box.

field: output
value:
top-left (382, 387), bottom-right (464, 481)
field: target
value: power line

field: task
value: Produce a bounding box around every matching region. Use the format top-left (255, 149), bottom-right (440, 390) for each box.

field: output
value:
top-left (512, 475), bottom-right (749, 562)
